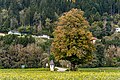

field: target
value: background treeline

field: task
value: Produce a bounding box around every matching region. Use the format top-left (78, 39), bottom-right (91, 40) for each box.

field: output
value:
top-left (0, 0), bottom-right (119, 36)
top-left (0, 0), bottom-right (120, 68)
top-left (0, 35), bottom-right (51, 68)
top-left (81, 32), bottom-right (120, 68)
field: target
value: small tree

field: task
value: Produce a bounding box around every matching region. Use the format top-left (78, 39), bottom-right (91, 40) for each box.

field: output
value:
top-left (51, 8), bottom-right (95, 70)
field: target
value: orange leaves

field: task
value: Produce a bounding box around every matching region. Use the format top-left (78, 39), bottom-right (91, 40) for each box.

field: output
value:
top-left (58, 8), bottom-right (89, 29)
top-left (51, 8), bottom-right (95, 64)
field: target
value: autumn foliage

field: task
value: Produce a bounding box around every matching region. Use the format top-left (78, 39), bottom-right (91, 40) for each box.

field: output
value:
top-left (51, 9), bottom-right (95, 70)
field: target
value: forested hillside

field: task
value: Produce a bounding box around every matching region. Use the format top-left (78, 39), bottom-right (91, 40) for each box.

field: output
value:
top-left (0, 0), bottom-right (120, 68)
top-left (0, 0), bottom-right (119, 36)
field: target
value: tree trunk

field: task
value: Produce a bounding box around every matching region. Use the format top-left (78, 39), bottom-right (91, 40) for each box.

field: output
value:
top-left (70, 63), bottom-right (77, 71)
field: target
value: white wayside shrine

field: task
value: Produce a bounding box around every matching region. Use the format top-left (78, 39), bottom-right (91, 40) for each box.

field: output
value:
top-left (50, 60), bottom-right (54, 71)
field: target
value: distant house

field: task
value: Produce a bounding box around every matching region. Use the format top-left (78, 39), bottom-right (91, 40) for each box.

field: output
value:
top-left (0, 33), bottom-right (6, 36)
top-left (115, 28), bottom-right (120, 32)
top-left (8, 30), bottom-right (21, 36)
top-left (38, 35), bottom-right (50, 39)
top-left (31, 34), bottom-right (50, 39)
top-left (91, 37), bottom-right (98, 44)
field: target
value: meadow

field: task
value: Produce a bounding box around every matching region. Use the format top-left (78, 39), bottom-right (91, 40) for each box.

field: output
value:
top-left (0, 68), bottom-right (120, 80)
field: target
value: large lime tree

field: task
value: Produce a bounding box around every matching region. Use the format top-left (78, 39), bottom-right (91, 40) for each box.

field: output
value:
top-left (51, 9), bottom-right (95, 70)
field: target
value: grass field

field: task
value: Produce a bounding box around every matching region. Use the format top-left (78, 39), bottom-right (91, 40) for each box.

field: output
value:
top-left (0, 68), bottom-right (120, 80)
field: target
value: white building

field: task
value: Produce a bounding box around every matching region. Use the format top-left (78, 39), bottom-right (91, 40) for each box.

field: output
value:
top-left (8, 30), bottom-right (21, 36)
top-left (91, 37), bottom-right (98, 44)
top-left (32, 34), bottom-right (50, 39)
top-left (115, 28), bottom-right (120, 32)
top-left (38, 35), bottom-right (50, 39)
top-left (0, 33), bottom-right (5, 36)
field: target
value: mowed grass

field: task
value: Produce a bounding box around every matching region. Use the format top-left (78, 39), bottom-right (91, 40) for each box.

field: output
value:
top-left (0, 68), bottom-right (120, 80)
